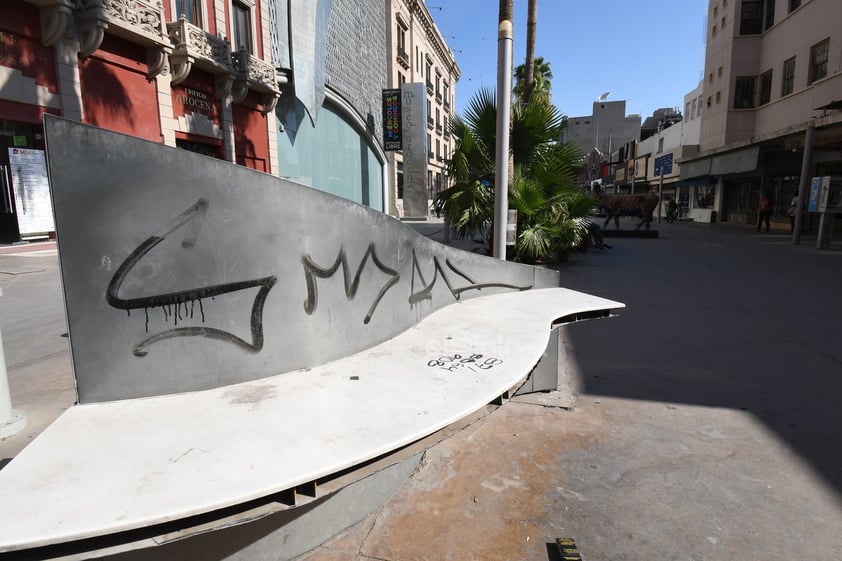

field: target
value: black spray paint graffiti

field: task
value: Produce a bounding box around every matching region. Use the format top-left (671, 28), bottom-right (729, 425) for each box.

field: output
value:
top-left (302, 243), bottom-right (400, 324)
top-left (408, 249), bottom-right (532, 305)
top-left (427, 353), bottom-right (503, 373)
top-left (106, 198), bottom-right (277, 357)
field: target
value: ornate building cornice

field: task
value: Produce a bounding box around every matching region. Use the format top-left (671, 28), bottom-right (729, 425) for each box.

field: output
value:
top-left (407, 0), bottom-right (460, 80)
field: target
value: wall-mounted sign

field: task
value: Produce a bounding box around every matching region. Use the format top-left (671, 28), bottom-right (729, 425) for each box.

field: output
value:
top-left (654, 153), bottom-right (673, 176)
top-left (8, 147), bottom-right (54, 235)
top-left (382, 89), bottom-right (402, 151)
top-left (174, 86), bottom-right (217, 117)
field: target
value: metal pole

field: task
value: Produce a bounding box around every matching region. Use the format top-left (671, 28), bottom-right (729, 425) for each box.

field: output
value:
top-left (493, 19), bottom-right (513, 260)
top-left (658, 169), bottom-right (664, 224)
top-left (792, 121), bottom-right (814, 245)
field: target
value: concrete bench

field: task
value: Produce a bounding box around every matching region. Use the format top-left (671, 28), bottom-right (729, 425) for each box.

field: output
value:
top-left (0, 118), bottom-right (623, 558)
top-left (0, 288), bottom-right (621, 555)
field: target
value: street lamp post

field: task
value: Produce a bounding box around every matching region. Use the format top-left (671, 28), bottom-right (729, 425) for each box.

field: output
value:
top-left (493, 18), bottom-right (513, 260)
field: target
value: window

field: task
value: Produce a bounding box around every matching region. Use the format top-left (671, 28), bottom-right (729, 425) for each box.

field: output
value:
top-left (697, 96), bottom-right (702, 117)
top-left (758, 70), bottom-right (772, 105)
top-left (721, 15), bottom-right (726, 28)
top-left (789, 0), bottom-right (801, 13)
top-left (734, 77), bottom-right (756, 108)
top-left (176, 0), bottom-right (202, 25)
top-left (712, 24), bottom-right (717, 37)
top-left (718, 66), bottom-right (723, 78)
top-left (716, 90), bottom-right (721, 104)
top-left (765, 0), bottom-right (775, 29)
top-left (658, 138), bottom-right (664, 153)
top-left (809, 39), bottom-right (829, 84)
top-left (396, 22), bottom-right (408, 66)
top-left (740, 0), bottom-right (763, 35)
top-left (782, 56), bottom-right (795, 95)
top-left (397, 22), bottom-right (406, 52)
top-left (709, 72), bottom-right (714, 83)
top-left (232, 1), bottom-right (252, 53)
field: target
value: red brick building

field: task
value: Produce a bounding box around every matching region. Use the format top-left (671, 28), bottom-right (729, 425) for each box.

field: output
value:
top-left (1, 0), bottom-right (279, 242)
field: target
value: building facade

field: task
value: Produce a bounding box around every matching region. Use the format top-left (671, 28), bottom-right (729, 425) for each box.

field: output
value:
top-left (564, 100), bottom-right (642, 161)
top-left (1, 0), bottom-right (280, 243)
top-left (385, 0), bottom-right (460, 218)
top-left (271, 0), bottom-right (389, 211)
top-left (681, 0), bottom-right (842, 228)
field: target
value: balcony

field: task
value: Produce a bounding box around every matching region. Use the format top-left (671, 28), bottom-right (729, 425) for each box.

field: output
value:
top-left (426, 81), bottom-right (434, 95)
top-left (90, 0), bottom-right (171, 76)
top-left (167, 17), bottom-right (235, 88)
top-left (232, 50), bottom-right (280, 112)
top-left (444, 99), bottom-right (450, 111)
top-left (435, 123), bottom-right (443, 134)
top-left (435, 91), bottom-right (442, 104)
top-left (427, 117), bottom-right (434, 130)
top-left (31, 0), bottom-right (170, 68)
top-left (396, 48), bottom-right (410, 70)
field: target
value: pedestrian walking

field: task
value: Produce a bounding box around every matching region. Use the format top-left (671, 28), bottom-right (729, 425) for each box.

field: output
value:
top-left (757, 192), bottom-right (773, 233)
top-left (788, 191), bottom-right (799, 233)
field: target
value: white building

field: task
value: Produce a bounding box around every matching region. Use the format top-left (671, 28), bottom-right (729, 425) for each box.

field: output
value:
top-left (680, 0), bottom-right (842, 229)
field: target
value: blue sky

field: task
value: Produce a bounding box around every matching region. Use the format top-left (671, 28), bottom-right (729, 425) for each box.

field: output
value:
top-left (428, 0), bottom-right (708, 119)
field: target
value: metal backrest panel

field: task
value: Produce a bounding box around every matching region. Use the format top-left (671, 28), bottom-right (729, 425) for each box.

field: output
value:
top-left (45, 117), bottom-right (559, 403)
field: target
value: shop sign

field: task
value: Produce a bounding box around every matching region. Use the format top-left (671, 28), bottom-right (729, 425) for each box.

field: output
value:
top-left (175, 87), bottom-right (217, 117)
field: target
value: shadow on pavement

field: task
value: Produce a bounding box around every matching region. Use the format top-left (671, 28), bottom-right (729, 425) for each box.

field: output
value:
top-left (555, 221), bottom-right (842, 497)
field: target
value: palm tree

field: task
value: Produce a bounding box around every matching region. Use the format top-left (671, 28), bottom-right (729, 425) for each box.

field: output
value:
top-left (437, 88), bottom-right (590, 261)
top-left (514, 57), bottom-right (553, 106)
top-left (524, 0), bottom-right (538, 105)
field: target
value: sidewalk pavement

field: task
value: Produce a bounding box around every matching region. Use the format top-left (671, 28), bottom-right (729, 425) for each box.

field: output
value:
top-left (2, 221), bottom-right (842, 561)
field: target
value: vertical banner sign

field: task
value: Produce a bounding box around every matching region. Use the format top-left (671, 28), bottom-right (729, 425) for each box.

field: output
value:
top-left (808, 177), bottom-right (821, 212)
top-left (382, 89), bottom-right (402, 151)
top-left (8, 148), bottom-right (54, 235)
top-left (400, 82), bottom-right (428, 219)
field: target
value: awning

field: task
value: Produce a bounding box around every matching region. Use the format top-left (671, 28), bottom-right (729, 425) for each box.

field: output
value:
top-left (680, 145), bottom-right (759, 179)
top-left (711, 146), bottom-right (759, 175)
top-left (677, 175), bottom-right (717, 187)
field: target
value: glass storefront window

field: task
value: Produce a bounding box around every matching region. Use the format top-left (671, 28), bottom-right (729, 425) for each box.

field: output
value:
top-left (696, 185), bottom-right (715, 208)
top-left (276, 98), bottom-right (384, 211)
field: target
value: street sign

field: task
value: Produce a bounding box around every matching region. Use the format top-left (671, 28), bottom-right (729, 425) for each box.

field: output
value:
top-left (654, 153), bottom-right (673, 176)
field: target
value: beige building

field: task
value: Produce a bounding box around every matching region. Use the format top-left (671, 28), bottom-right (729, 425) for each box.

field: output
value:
top-left (386, 0), bottom-right (460, 217)
top-left (681, 0), bottom-right (842, 227)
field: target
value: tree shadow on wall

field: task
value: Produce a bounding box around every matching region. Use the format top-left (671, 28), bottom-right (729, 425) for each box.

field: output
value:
top-left (78, 59), bottom-right (134, 130)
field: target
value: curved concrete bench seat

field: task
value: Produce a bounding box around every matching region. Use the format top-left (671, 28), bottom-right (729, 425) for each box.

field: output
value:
top-left (0, 119), bottom-right (624, 558)
top-left (0, 288), bottom-right (621, 553)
